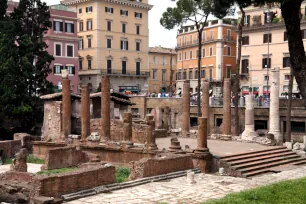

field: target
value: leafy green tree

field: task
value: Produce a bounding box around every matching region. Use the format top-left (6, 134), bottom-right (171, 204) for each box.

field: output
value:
top-left (160, 0), bottom-right (216, 116)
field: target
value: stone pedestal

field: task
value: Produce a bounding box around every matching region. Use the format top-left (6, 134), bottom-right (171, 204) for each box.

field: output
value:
top-left (62, 75), bottom-right (71, 141)
top-left (182, 80), bottom-right (190, 137)
top-left (122, 112), bottom-right (133, 147)
top-left (100, 76), bottom-right (111, 144)
top-left (146, 115), bottom-right (158, 150)
top-left (81, 85), bottom-right (90, 141)
top-left (242, 95), bottom-right (258, 141)
top-left (164, 106), bottom-right (170, 131)
top-left (196, 117), bottom-right (210, 154)
top-left (268, 68), bottom-right (281, 144)
top-left (221, 79), bottom-right (231, 140)
top-left (201, 80), bottom-right (210, 135)
top-left (10, 148), bottom-right (28, 172)
top-left (169, 138), bottom-right (182, 152)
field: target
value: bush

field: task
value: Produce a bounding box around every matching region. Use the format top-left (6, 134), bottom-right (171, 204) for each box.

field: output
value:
top-left (37, 167), bottom-right (77, 175)
top-left (116, 167), bottom-right (130, 183)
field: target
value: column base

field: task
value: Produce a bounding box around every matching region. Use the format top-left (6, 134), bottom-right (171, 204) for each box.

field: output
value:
top-left (195, 148), bottom-right (210, 154)
top-left (268, 130), bottom-right (282, 145)
top-left (147, 144), bottom-right (158, 150)
top-left (219, 135), bottom-right (232, 141)
top-left (241, 129), bottom-right (258, 141)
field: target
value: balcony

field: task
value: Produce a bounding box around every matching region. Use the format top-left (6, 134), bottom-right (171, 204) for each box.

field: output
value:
top-left (78, 69), bottom-right (101, 76)
top-left (176, 36), bottom-right (235, 49)
top-left (100, 69), bottom-right (150, 77)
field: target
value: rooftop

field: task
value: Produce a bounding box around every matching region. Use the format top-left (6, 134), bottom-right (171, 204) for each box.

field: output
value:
top-left (149, 46), bottom-right (176, 54)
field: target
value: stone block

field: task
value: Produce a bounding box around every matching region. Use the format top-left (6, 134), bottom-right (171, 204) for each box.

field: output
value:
top-left (31, 196), bottom-right (55, 204)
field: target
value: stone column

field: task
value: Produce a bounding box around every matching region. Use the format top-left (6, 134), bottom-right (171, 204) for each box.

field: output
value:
top-left (61, 70), bottom-right (71, 141)
top-left (81, 85), bottom-right (91, 141)
top-left (146, 115), bottom-right (158, 150)
top-left (222, 79), bottom-right (231, 140)
top-left (100, 76), bottom-right (111, 144)
top-left (122, 112), bottom-right (133, 147)
top-left (155, 107), bottom-right (162, 129)
top-left (242, 95), bottom-right (258, 141)
top-left (164, 106), bottom-right (170, 131)
top-left (269, 68), bottom-right (281, 144)
top-left (196, 117), bottom-right (209, 153)
top-left (182, 80), bottom-right (190, 136)
top-left (169, 138), bottom-right (182, 152)
top-left (202, 80), bottom-right (210, 135)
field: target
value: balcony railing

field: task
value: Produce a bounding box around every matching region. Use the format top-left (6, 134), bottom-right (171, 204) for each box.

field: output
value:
top-left (100, 69), bottom-right (150, 77)
top-left (176, 36), bottom-right (235, 49)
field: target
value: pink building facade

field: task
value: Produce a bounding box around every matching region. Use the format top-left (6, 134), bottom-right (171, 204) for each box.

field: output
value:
top-left (7, 2), bottom-right (79, 93)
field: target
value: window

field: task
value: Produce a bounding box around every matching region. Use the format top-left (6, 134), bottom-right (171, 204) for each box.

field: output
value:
top-left (87, 20), bottom-right (92, 30)
top-left (78, 8), bottom-right (82, 14)
top-left (284, 32), bottom-right (288, 41)
top-left (262, 58), bottom-right (271, 68)
top-left (66, 45), bottom-right (73, 57)
top-left (227, 47), bottom-right (231, 56)
top-left (201, 69), bottom-right (205, 78)
top-left (136, 61), bottom-right (141, 75)
top-left (263, 33), bottom-right (272, 43)
top-left (55, 43), bottom-right (61, 56)
top-left (153, 70), bottom-right (157, 79)
top-left (209, 47), bottom-right (213, 56)
top-left (241, 59), bottom-right (249, 74)
top-left (190, 35), bottom-right (193, 43)
top-left (202, 32), bottom-right (206, 41)
top-left (177, 72), bottom-right (181, 80)
top-left (184, 52), bottom-right (187, 60)
top-left (263, 85), bottom-right (270, 92)
top-left (242, 36), bottom-right (249, 45)
top-left (183, 70), bottom-right (187, 79)
top-left (122, 61), bottom-right (127, 74)
top-left (264, 75), bottom-right (269, 81)
top-left (226, 66), bottom-right (231, 78)
top-left (121, 39), bottom-right (128, 50)
top-left (136, 41), bottom-right (140, 51)
top-left (107, 21), bottom-right (112, 31)
top-left (283, 57), bottom-right (291, 68)
top-left (190, 51), bottom-right (193, 59)
top-left (184, 36), bottom-right (186, 44)
top-left (153, 56), bottom-right (156, 64)
top-left (202, 48), bottom-right (206, 58)
top-left (88, 37), bottom-right (92, 48)
top-left (196, 49), bottom-right (199, 58)
top-left (53, 21), bottom-right (63, 32)
top-left (86, 6), bottom-right (93, 13)
top-left (122, 23), bottom-right (126, 33)
top-left (162, 70), bottom-right (166, 81)
top-left (209, 68), bottom-right (213, 80)
top-left (107, 59), bottom-right (112, 74)
top-left (54, 65), bottom-right (62, 74)
top-left (210, 30), bottom-right (213, 40)
top-left (120, 9), bottom-right (128, 16)
top-left (135, 12), bottom-right (142, 18)
top-left (67, 65), bottom-right (75, 75)
top-left (107, 38), bottom-right (112, 48)
top-left (302, 30), bottom-right (306, 39)
top-left (136, 25), bottom-right (140, 35)
top-left (284, 75), bottom-right (290, 81)
top-left (65, 22), bottom-right (74, 33)
top-left (227, 29), bottom-right (231, 40)
top-left (79, 21), bottom-right (83, 32)
top-left (189, 70), bottom-right (192, 79)
top-left (79, 39), bottom-right (83, 49)
top-left (105, 7), bottom-right (114, 13)
top-left (88, 59), bottom-right (92, 69)
top-left (179, 38), bottom-right (182, 46)
top-left (162, 56), bottom-right (166, 65)
top-left (264, 12), bottom-right (273, 24)
top-left (179, 53), bottom-right (182, 61)
top-left (244, 15), bottom-right (250, 26)
top-left (79, 60), bottom-right (83, 70)
top-left (194, 70), bottom-right (198, 79)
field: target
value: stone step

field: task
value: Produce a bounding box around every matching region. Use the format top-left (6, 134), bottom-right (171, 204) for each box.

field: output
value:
top-left (241, 169), bottom-right (273, 178)
top-left (291, 160), bottom-right (306, 166)
top-left (228, 151), bottom-right (297, 166)
top-left (237, 158), bottom-right (306, 175)
top-left (231, 154), bottom-right (300, 170)
top-left (220, 147), bottom-right (286, 160)
top-left (221, 148), bottom-right (290, 162)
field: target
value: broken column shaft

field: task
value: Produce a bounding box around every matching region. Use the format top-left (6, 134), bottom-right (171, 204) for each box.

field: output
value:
top-left (81, 85), bottom-right (91, 141)
top-left (62, 71), bottom-right (71, 141)
top-left (196, 117), bottom-right (209, 153)
top-left (241, 95), bottom-right (258, 140)
top-left (123, 112), bottom-right (133, 142)
top-left (164, 106), bottom-right (170, 131)
top-left (146, 115), bottom-right (158, 150)
top-left (201, 80), bottom-right (210, 135)
top-left (182, 80), bottom-right (190, 136)
top-left (101, 76), bottom-right (111, 143)
top-left (222, 79), bottom-right (231, 140)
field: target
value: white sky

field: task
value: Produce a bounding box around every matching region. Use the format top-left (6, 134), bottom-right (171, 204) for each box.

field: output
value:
top-left (37, 0), bottom-right (178, 48)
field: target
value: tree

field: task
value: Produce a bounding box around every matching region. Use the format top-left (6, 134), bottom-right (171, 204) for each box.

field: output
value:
top-left (160, 0), bottom-right (215, 116)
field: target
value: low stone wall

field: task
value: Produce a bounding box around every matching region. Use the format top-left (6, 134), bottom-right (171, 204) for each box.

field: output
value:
top-left (129, 154), bottom-right (194, 180)
top-left (90, 119), bottom-right (123, 141)
top-left (31, 166), bottom-right (116, 198)
top-left (0, 140), bottom-right (21, 158)
top-left (2, 171), bottom-right (34, 183)
top-left (155, 129), bottom-right (168, 138)
top-left (32, 142), bottom-right (66, 159)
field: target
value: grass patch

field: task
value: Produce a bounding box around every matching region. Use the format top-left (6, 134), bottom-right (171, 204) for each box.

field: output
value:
top-left (37, 167), bottom-right (78, 175)
top-left (116, 167), bottom-right (130, 183)
top-left (3, 158), bottom-right (12, 165)
top-left (2, 155), bottom-right (44, 165)
top-left (204, 177), bottom-right (306, 204)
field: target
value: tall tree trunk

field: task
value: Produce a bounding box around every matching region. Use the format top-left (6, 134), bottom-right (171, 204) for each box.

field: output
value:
top-left (281, 0), bottom-right (306, 102)
top-left (233, 6), bottom-right (245, 136)
top-left (197, 30), bottom-right (202, 116)
top-left (286, 67), bottom-right (294, 142)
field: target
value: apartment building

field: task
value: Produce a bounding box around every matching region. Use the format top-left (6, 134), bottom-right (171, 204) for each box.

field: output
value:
top-left (7, 2), bottom-right (79, 93)
top-left (176, 19), bottom-right (237, 94)
top-left (239, 4), bottom-right (306, 96)
top-left (148, 46), bottom-right (177, 93)
top-left (62, 0), bottom-right (153, 93)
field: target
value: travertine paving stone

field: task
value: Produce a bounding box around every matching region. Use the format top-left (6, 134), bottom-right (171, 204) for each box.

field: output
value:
top-left (67, 166), bottom-right (306, 204)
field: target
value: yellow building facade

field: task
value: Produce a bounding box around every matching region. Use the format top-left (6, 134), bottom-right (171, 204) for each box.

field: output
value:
top-left (62, 0), bottom-right (153, 93)
top-left (148, 47), bottom-right (177, 93)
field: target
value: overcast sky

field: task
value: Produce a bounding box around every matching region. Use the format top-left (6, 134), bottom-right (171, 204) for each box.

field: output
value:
top-left (33, 0), bottom-right (178, 48)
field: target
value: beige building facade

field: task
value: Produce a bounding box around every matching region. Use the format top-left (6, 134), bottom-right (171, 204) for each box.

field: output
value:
top-left (62, 0), bottom-right (153, 93)
top-left (148, 47), bottom-right (177, 93)
top-left (239, 4), bottom-right (306, 97)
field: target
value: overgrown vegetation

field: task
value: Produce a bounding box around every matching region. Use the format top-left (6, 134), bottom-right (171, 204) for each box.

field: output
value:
top-left (116, 167), bottom-right (130, 183)
top-left (37, 167), bottom-right (77, 175)
top-left (204, 177), bottom-right (306, 204)
top-left (2, 155), bottom-right (45, 165)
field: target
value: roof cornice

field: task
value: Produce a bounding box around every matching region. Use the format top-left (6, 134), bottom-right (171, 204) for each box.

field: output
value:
top-left (61, 0), bottom-right (153, 10)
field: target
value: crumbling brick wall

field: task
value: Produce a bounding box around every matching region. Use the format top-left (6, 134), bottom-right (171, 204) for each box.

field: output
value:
top-left (0, 140), bottom-right (21, 158)
top-left (31, 166), bottom-right (116, 198)
top-left (132, 124), bottom-right (147, 143)
top-left (129, 154), bottom-right (194, 180)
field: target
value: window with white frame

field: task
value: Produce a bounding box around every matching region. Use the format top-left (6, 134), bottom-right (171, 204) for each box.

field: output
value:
top-left (135, 12), bottom-right (142, 18)
top-left (210, 30), bottom-right (213, 40)
top-left (78, 8), bottom-right (82, 14)
top-left (87, 37), bottom-right (92, 48)
top-left (190, 51), bottom-right (193, 59)
top-left (87, 19), bottom-right (92, 30)
top-left (184, 52), bottom-right (187, 60)
top-left (153, 69), bottom-right (157, 79)
top-left (79, 21), bottom-right (83, 32)
top-left (162, 56), bottom-right (166, 65)
top-left (179, 53), bottom-right (182, 61)
top-left (79, 39), bottom-right (83, 50)
top-left (105, 7), bottom-right (114, 13)
top-left (227, 46), bottom-right (231, 56)
top-left (107, 21), bottom-right (112, 31)
top-left (122, 23), bottom-right (126, 33)
top-left (66, 45), bottom-right (73, 57)
top-left (284, 74), bottom-right (290, 81)
top-left (53, 20), bottom-right (63, 32)
top-left (86, 6), bottom-right (93, 13)
top-left (209, 47), bottom-right (213, 56)
top-left (121, 39), bottom-right (128, 50)
top-left (227, 29), bottom-right (231, 40)
top-left (65, 22), bottom-right (74, 33)
top-left (202, 31), bottom-right (206, 41)
top-left (120, 9), bottom-right (128, 16)
top-left (107, 37), bottom-right (112, 48)
top-left (54, 65), bottom-right (62, 74)
top-left (136, 25), bottom-right (140, 35)
top-left (136, 41), bottom-right (141, 51)
top-left (153, 56), bottom-right (156, 64)
top-left (55, 43), bottom-right (62, 56)
top-left (66, 65), bottom-right (75, 75)
top-left (202, 48), bottom-right (206, 57)
top-left (190, 34), bottom-right (193, 43)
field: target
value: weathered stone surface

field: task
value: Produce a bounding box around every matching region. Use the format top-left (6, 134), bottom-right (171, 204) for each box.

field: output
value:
top-left (201, 80), bottom-right (210, 135)
top-left (0, 140), bottom-right (21, 158)
top-left (62, 78), bottom-right (71, 141)
top-left (241, 95), bottom-right (258, 141)
top-left (81, 85), bottom-right (91, 141)
top-left (182, 80), bottom-right (190, 137)
top-left (169, 138), bottom-right (182, 152)
top-left (196, 117), bottom-right (209, 154)
top-left (10, 148), bottom-right (28, 172)
top-left (101, 76), bottom-right (111, 143)
top-left (222, 79), bottom-right (231, 139)
top-left (146, 115), bottom-right (158, 150)
top-left (164, 106), bottom-right (170, 131)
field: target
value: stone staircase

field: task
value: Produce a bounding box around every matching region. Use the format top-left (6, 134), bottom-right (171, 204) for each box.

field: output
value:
top-left (218, 147), bottom-right (306, 178)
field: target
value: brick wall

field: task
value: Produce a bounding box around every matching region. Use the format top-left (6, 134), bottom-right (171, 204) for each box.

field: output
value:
top-left (129, 154), bottom-right (194, 180)
top-left (31, 166), bottom-right (116, 198)
top-left (90, 119), bottom-right (123, 141)
top-left (0, 140), bottom-right (21, 158)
